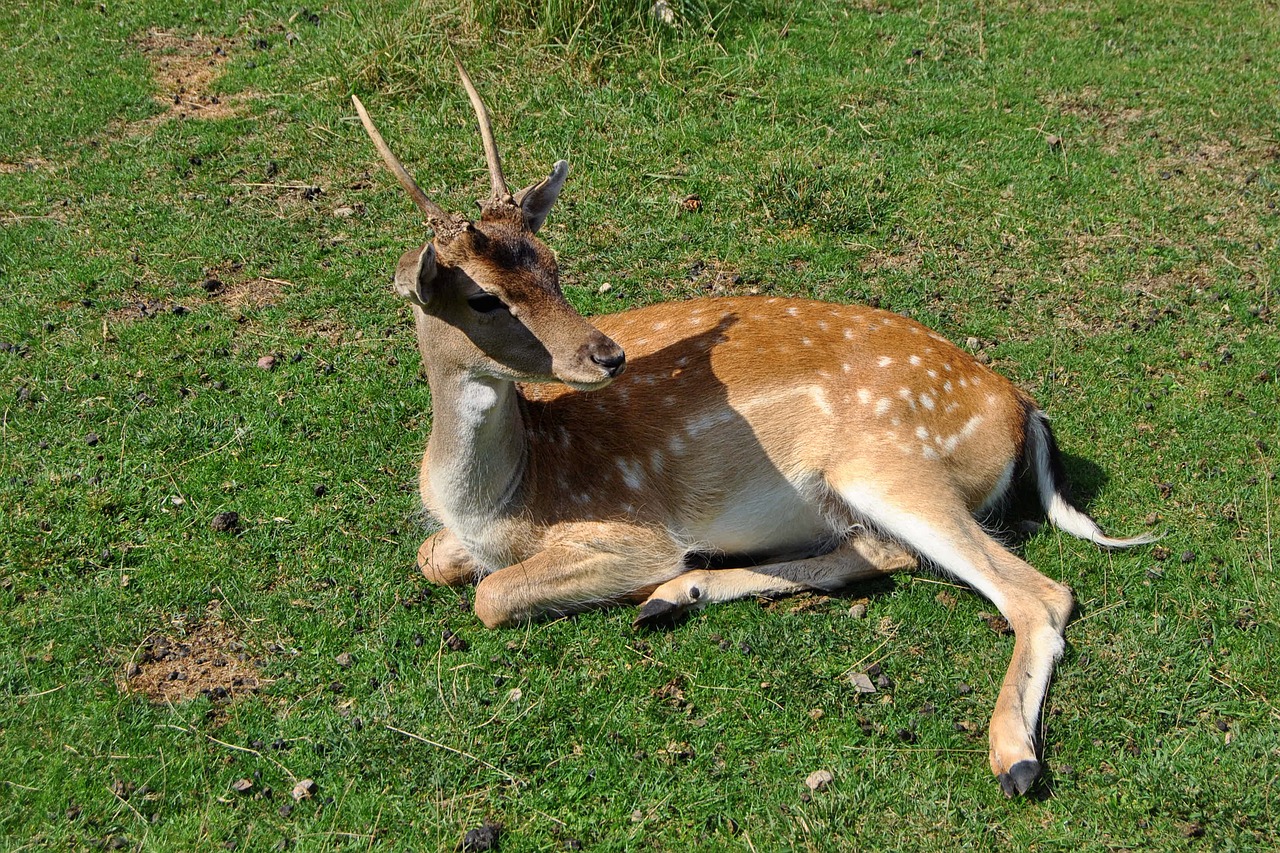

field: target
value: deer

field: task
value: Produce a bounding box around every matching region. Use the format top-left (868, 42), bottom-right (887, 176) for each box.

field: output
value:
top-left (350, 61), bottom-right (1154, 798)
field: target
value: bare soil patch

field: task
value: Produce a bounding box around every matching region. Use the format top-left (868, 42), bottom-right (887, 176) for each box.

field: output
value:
top-left (209, 277), bottom-right (288, 312)
top-left (135, 29), bottom-right (241, 124)
top-left (0, 158), bottom-right (51, 174)
top-left (1040, 88), bottom-right (1151, 155)
top-left (124, 620), bottom-right (267, 704)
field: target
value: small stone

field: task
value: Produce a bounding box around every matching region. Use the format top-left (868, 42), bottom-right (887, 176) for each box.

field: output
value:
top-left (1180, 550), bottom-right (1196, 564)
top-left (956, 682), bottom-right (972, 695)
top-left (848, 603), bottom-right (867, 619)
top-left (278, 803), bottom-right (294, 818)
top-left (231, 778), bottom-right (254, 794)
top-left (805, 769), bottom-right (834, 791)
top-left (312, 483), bottom-right (327, 497)
top-left (965, 336), bottom-right (979, 350)
top-left (1046, 134), bottom-right (1063, 149)
top-left (334, 652), bottom-right (353, 668)
top-left (257, 355), bottom-right (277, 371)
top-left (598, 282), bottom-right (612, 294)
top-left (201, 278), bottom-right (224, 293)
top-left (849, 672), bottom-right (876, 693)
top-left (211, 511), bottom-right (240, 533)
top-left (290, 779), bottom-right (317, 801)
top-left (332, 206), bottom-right (355, 217)
top-left (85, 433), bottom-right (101, 447)
top-left (808, 708), bottom-right (824, 721)
top-left (461, 822), bottom-right (501, 851)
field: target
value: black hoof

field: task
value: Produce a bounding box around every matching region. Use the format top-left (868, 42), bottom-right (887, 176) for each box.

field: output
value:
top-left (998, 759), bottom-right (1042, 797)
top-left (633, 598), bottom-right (682, 629)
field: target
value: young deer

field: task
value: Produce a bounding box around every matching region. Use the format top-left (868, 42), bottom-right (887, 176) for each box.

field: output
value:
top-left (351, 64), bottom-right (1153, 797)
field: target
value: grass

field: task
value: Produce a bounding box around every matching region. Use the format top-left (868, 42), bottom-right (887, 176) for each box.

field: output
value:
top-left (1, 0), bottom-right (1278, 849)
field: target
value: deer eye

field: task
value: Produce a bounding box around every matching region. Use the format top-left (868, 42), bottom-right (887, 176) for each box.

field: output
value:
top-left (467, 293), bottom-right (507, 314)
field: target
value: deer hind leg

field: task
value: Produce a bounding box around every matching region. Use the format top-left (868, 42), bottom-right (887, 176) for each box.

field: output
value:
top-left (473, 527), bottom-right (687, 628)
top-left (835, 479), bottom-right (1074, 797)
top-left (634, 533), bottom-right (917, 627)
top-left (417, 528), bottom-right (479, 586)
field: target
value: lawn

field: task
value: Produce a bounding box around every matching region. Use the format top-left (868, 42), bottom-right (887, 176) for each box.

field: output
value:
top-left (2, 0), bottom-right (1277, 849)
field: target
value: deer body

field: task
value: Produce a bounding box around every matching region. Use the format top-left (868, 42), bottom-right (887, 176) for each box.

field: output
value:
top-left (352, 68), bottom-right (1153, 798)
top-left (421, 297), bottom-right (1023, 578)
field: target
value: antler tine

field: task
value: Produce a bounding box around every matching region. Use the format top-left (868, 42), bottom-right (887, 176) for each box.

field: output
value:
top-left (351, 95), bottom-right (454, 225)
top-left (451, 57), bottom-right (510, 202)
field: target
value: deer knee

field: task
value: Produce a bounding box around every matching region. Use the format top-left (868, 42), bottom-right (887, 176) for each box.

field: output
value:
top-left (1046, 581), bottom-right (1075, 632)
top-left (472, 582), bottom-right (511, 629)
top-left (417, 530), bottom-right (476, 587)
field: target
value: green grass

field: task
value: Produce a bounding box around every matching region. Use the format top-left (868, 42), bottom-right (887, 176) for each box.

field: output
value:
top-left (2, 0), bottom-right (1278, 849)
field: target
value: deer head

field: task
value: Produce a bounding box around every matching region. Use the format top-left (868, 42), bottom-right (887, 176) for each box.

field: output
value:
top-left (351, 61), bottom-right (625, 390)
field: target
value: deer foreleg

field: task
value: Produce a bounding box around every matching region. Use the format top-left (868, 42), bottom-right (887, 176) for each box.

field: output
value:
top-left (417, 528), bottom-right (479, 586)
top-left (473, 529), bottom-right (686, 628)
top-left (634, 534), bottom-right (917, 627)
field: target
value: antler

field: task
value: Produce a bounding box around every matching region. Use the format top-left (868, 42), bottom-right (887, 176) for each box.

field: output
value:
top-left (351, 94), bottom-right (454, 226)
top-left (452, 57), bottom-right (510, 202)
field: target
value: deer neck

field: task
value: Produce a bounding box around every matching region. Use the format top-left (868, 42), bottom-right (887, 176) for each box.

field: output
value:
top-left (423, 365), bottom-right (528, 527)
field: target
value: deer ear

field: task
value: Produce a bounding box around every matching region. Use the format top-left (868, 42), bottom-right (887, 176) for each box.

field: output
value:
top-left (394, 243), bottom-right (437, 307)
top-left (514, 160), bottom-right (569, 234)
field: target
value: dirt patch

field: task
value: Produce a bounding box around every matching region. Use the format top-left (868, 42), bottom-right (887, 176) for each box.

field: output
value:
top-left (1040, 88), bottom-right (1150, 154)
top-left (106, 299), bottom-right (186, 324)
top-left (0, 158), bottom-right (51, 175)
top-left (209, 277), bottom-right (288, 311)
top-left (135, 29), bottom-right (241, 124)
top-left (123, 620), bottom-right (267, 704)
top-left (290, 310), bottom-right (353, 345)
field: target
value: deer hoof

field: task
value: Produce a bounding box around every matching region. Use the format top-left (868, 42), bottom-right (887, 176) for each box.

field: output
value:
top-left (997, 759), bottom-right (1041, 797)
top-left (632, 598), bottom-right (684, 629)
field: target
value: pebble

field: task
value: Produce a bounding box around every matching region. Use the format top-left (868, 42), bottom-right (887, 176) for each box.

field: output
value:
top-left (805, 769), bottom-right (834, 791)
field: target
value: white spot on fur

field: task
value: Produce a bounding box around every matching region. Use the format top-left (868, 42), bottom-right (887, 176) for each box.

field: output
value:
top-left (878, 356), bottom-right (893, 367)
top-left (919, 393), bottom-right (935, 410)
top-left (802, 338), bottom-right (812, 346)
top-left (669, 434), bottom-right (687, 454)
top-left (943, 380), bottom-right (953, 393)
top-left (875, 398), bottom-right (892, 416)
top-left (842, 363), bottom-right (852, 374)
top-left (787, 306), bottom-right (799, 317)
top-left (654, 321), bottom-right (669, 331)
top-left (857, 388), bottom-right (872, 405)
top-left (959, 377), bottom-right (968, 388)
top-left (915, 425), bottom-right (929, 440)
top-left (943, 363), bottom-right (953, 372)
top-left (686, 409), bottom-right (735, 436)
top-left (922, 446), bottom-right (940, 460)
top-left (909, 355), bottom-right (921, 366)
top-left (617, 458), bottom-right (645, 490)
top-left (927, 369), bottom-right (938, 379)
top-left (809, 386), bottom-right (833, 416)
top-left (845, 328), bottom-right (855, 340)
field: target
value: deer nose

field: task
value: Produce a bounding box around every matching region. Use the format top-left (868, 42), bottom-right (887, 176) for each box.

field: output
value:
top-left (590, 346), bottom-right (627, 377)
